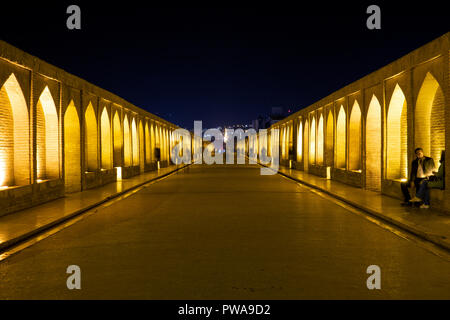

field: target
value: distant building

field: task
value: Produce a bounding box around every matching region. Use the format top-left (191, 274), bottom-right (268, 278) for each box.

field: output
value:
top-left (252, 107), bottom-right (294, 131)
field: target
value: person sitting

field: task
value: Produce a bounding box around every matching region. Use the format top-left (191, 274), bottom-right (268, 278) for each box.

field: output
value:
top-left (400, 147), bottom-right (435, 206)
top-left (410, 150), bottom-right (445, 209)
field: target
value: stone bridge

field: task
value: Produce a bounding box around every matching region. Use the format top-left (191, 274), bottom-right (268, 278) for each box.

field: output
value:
top-left (269, 32), bottom-right (449, 212)
top-left (1, 32), bottom-right (450, 216)
top-left (0, 40), bottom-right (182, 216)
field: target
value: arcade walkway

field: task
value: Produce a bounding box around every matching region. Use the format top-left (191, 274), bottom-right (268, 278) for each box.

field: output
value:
top-left (1, 164), bottom-right (450, 299)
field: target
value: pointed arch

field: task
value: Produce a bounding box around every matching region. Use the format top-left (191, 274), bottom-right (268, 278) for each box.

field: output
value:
top-left (317, 114), bottom-right (324, 165)
top-left (415, 72), bottom-right (445, 165)
top-left (303, 119), bottom-right (309, 171)
top-left (139, 120), bottom-right (145, 172)
top-left (145, 121), bottom-right (151, 163)
top-left (85, 102), bottom-right (97, 172)
top-left (123, 115), bottom-right (131, 166)
top-left (297, 119), bottom-right (303, 162)
top-left (387, 84), bottom-right (408, 180)
top-left (37, 86), bottom-right (59, 179)
top-left (150, 122), bottom-right (156, 162)
top-left (132, 118), bottom-right (139, 166)
top-left (366, 95), bottom-right (382, 191)
top-left (162, 127), bottom-right (168, 161)
top-left (349, 101), bottom-right (361, 171)
top-left (326, 110), bottom-right (334, 166)
top-left (0, 73), bottom-right (30, 187)
top-left (336, 106), bottom-right (346, 169)
top-left (100, 107), bottom-right (112, 169)
top-left (113, 111), bottom-right (122, 167)
top-left (64, 100), bottom-right (81, 192)
top-left (281, 126), bottom-right (286, 160)
top-left (309, 116), bottom-right (316, 165)
top-left (288, 123), bottom-right (293, 159)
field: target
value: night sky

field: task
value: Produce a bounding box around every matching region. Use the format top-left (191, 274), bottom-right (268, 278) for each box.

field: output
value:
top-left (1, 2), bottom-right (448, 129)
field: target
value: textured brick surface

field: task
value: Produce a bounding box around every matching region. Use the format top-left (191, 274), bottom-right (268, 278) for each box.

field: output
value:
top-left (0, 40), bottom-right (179, 216)
top-left (271, 33), bottom-right (449, 212)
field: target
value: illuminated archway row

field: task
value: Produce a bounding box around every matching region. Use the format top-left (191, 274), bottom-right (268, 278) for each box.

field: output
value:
top-left (0, 73), bottom-right (178, 193)
top-left (267, 71), bottom-right (446, 193)
top-left (0, 74), bottom-right (59, 188)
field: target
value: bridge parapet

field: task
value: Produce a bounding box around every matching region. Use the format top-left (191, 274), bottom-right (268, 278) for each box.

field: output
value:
top-left (266, 32), bottom-right (450, 212)
top-left (0, 40), bottom-right (179, 216)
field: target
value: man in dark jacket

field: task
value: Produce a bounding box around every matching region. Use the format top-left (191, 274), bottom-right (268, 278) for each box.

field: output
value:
top-left (400, 147), bottom-right (435, 206)
top-left (412, 150), bottom-right (445, 209)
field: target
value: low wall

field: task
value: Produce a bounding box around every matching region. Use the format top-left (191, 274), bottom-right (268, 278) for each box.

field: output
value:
top-left (0, 179), bottom-right (64, 217)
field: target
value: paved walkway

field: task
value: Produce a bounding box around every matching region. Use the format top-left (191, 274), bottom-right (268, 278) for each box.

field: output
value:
top-left (2, 164), bottom-right (450, 299)
top-left (275, 166), bottom-right (450, 251)
top-left (0, 164), bottom-right (188, 251)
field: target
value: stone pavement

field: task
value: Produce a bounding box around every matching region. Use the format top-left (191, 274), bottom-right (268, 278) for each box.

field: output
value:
top-left (0, 164), bottom-right (188, 251)
top-left (275, 166), bottom-right (450, 251)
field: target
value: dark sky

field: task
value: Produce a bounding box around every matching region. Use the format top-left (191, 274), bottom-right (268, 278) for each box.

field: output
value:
top-left (1, 2), bottom-right (448, 129)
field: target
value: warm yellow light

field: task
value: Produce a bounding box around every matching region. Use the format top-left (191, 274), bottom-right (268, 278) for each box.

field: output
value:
top-left (85, 103), bottom-right (98, 171)
top-left (101, 108), bottom-right (112, 169)
top-left (0, 159), bottom-right (5, 187)
top-left (116, 167), bottom-right (122, 181)
top-left (401, 178), bottom-right (407, 182)
top-left (349, 101), bottom-right (361, 171)
top-left (326, 166), bottom-right (331, 180)
top-left (387, 84), bottom-right (408, 180)
top-left (336, 106), bottom-right (346, 169)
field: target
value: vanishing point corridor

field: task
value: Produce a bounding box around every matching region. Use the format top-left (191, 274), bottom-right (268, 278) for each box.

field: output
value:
top-left (1, 164), bottom-right (450, 299)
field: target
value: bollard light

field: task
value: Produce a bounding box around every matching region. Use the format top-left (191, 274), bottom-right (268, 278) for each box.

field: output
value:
top-left (116, 167), bottom-right (122, 181)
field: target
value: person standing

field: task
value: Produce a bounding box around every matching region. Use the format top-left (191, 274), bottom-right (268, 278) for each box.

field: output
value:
top-left (400, 147), bottom-right (435, 206)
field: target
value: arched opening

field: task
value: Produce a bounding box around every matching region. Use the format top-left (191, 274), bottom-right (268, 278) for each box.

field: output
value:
top-left (113, 111), bottom-right (122, 167)
top-left (415, 72), bottom-right (445, 165)
top-left (64, 101), bottom-right (81, 192)
top-left (163, 128), bottom-right (169, 161)
top-left (303, 119), bottom-right (309, 172)
top-left (297, 120), bottom-right (303, 162)
top-left (326, 110), bottom-right (334, 166)
top-left (37, 86), bottom-right (59, 179)
top-left (139, 120), bottom-right (145, 172)
top-left (349, 101), bottom-right (361, 171)
top-left (123, 115), bottom-right (131, 166)
top-left (386, 84), bottom-right (408, 180)
top-left (85, 103), bottom-right (97, 172)
top-left (100, 108), bottom-right (112, 169)
top-left (336, 106), bottom-right (346, 169)
top-left (0, 73), bottom-right (30, 187)
top-left (309, 116), bottom-right (316, 165)
top-left (160, 127), bottom-right (165, 161)
top-left (150, 122), bottom-right (156, 162)
top-left (366, 95), bottom-right (382, 191)
top-left (145, 121), bottom-right (151, 164)
top-left (317, 115), bottom-right (324, 165)
top-left (155, 124), bottom-right (161, 160)
top-left (132, 118), bottom-right (139, 166)
top-left (281, 126), bottom-right (286, 160)
top-left (288, 123), bottom-right (293, 159)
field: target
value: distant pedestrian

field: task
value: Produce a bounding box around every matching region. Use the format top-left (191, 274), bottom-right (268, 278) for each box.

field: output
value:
top-left (410, 150), bottom-right (445, 209)
top-left (400, 148), bottom-right (435, 206)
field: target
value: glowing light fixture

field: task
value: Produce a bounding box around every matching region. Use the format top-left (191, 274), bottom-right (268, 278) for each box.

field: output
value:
top-left (116, 167), bottom-right (122, 181)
